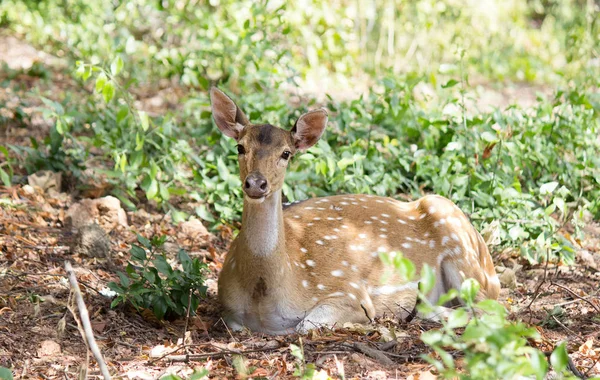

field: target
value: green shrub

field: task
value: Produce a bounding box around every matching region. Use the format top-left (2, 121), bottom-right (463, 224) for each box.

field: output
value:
top-left (107, 235), bottom-right (208, 320)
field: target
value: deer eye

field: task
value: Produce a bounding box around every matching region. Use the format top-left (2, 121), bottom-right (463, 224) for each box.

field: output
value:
top-left (281, 151), bottom-right (291, 160)
top-left (237, 145), bottom-right (246, 155)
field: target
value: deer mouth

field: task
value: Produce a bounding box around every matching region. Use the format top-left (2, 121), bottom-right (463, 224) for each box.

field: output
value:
top-left (244, 193), bottom-right (267, 204)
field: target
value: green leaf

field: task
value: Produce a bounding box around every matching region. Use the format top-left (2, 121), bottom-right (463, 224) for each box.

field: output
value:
top-left (419, 264), bottom-right (436, 295)
top-left (290, 344), bottom-right (304, 360)
top-left (102, 80), bottom-right (115, 103)
top-left (0, 167), bottom-right (11, 187)
top-left (117, 271), bottom-right (131, 287)
top-left (55, 119), bottom-right (64, 135)
top-left (460, 278), bottom-right (480, 305)
top-left (441, 79), bottom-right (459, 88)
top-left (196, 205), bottom-right (216, 223)
top-left (153, 255), bottom-right (173, 275)
top-left (529, 349), bottom-right (549, 380)
top-left (130, 245), bottom-right (147, 261)
top-left (550, 342), bottom-right (569, 373)
top-left (189, 367), bottom-right (209, 379)
top-left (446, 308), bottom-right (469, 329)
top-left (111, 56), bottom-right (124, 76)
top-left (137, 235), bottom-right (152, 249)
top-left (95, 72), bottom-right (107, 92)
top-left (139, 110), bottom-right (149, 131)
top-left (539, 181), bottom-right (559, 195)
top-left (0, 367), bottom-right (13, 380)
top-left (146, 178), bottom-right (158, 200)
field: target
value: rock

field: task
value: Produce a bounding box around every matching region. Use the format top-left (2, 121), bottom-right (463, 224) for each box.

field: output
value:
top-left (179, 218), bottom-right (209, 239)
top-left (65, 196), bottom-right (128, 232)
top-left (70, 224), bottom-right (111, 258)
top-left (37, 340), bottom-right (61, 357)
top-left (498, 267), bottom-right (517, 289)
top-left (579, 249), bottom-right (598, 270)
top-left (28, 170), bottom-right (61, 192)
top-left (22, 184), bottom-right (35, 194)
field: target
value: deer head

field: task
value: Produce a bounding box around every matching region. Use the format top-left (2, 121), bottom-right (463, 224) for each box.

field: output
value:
top-left (210, 87), bottom-right (328, 203)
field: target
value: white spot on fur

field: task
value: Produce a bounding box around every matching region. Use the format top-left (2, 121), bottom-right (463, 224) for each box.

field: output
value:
top-left (342, 225), bottom-right (349, 229)
top-left (349, 282), bottom-right (359, 289)
top-left (331, 270), bottom-right (344, 277)
top-left (317, 284), bottom-right (326, 290)
top-left (341, 260), bottom-right (349, 266)
top-left (304, 206), bottom-right (314, 210)
top-left (302, 280), bottom-right (309, 288)
top-left (351, 265), bottom-right (358, 272)
top-left (370, 281), bottom-right (419, 295)
top-left (359, 234), bottom-right (367, 239)
top-left (429, 240), bottom-right (436, 248)
top-left (300, 247), bottom-right (308, 253)
top-left (379, 234), bottom-right (387, 238)
top-left (402, 242), bottom-right (412, 249)
top-left (381, 213), bottom-right (390, 218)
top-left (365, 220), bottom-right (373, 224)
top-left (306, 259), bottom-right (316, 267)
top-left (398, 219), bottom-right (407, 224)
top-left (313, 217), bottom-right (321, 221)
top-left (429, 206), bottom-right (436, 214)
top-left (328, 292), bottom-right (345, 297)
top-left (441, 236), bottom-right (450, 246)
top-left (294, 215), bottom-right (300, 219)
top-left (451, 233), bottom-right (460, 241)
top-left (408, 215), bottom-right (416, 220)
top-left (347, 293), bottom-right (357, 300)
top-left (316, 240), bottom-right (324, 245)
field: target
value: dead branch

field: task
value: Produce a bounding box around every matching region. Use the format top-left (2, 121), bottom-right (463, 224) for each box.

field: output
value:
top-left (550, 282), bottom-right (600, 313)
top-left (161, 345), bottom-right (284, 363)
top-left (64, 261), bottom-right (112, 379)
top-left (345, 342), bottom-right (395, 366)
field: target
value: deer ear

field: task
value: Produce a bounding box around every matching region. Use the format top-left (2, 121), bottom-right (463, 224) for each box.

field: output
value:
top-left (210, 87), bottom-right (250, 140)
top-left (291, 108), bottom-right (328, 151)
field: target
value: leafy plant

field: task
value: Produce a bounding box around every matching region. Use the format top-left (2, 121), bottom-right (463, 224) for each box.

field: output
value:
top-left (0, 367), bottom-right (13, 380)
top-left (290, 338), bottom-right (319, 380)
top-left (107, 234), bottom-right (208, 320)
top-left (382, 251), bottom-right (580, 379)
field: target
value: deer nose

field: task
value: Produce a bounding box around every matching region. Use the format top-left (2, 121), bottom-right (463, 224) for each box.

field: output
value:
top-left (244, 173), bottom-right (268, 198)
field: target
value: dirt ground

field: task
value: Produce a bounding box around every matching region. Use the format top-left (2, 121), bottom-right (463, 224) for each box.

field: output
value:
top-left (1, 36), bottom-right (599, 379)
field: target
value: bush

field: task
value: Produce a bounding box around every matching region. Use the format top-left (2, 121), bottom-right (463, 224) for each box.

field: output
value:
top-left (107, 235), bottom-right (208, 320)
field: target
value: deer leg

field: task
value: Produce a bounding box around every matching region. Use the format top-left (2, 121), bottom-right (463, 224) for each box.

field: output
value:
top-left (296, 298), bottom-right (372, 334)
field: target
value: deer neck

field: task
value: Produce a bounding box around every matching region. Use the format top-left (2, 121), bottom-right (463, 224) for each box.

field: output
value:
top-left (240, 190), bottom-right (285, 258)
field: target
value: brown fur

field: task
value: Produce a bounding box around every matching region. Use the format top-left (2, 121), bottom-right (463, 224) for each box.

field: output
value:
top-left (211, 87), bottom-right (500, 335)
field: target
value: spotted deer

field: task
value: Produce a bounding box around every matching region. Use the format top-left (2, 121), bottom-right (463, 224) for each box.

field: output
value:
top-left (211, 87), bottom-right (500, 335)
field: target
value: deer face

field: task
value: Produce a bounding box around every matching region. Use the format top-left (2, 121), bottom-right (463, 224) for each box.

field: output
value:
top-left (210, 88), bottom-right (328, 203)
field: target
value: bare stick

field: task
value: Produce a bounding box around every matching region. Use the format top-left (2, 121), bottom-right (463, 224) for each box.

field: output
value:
top-left (345, 342), bottom-right (395, 366)
top-left (550, 282), bottom-right (600, 313)
top-left (64, 261), bottom-right (112, 379)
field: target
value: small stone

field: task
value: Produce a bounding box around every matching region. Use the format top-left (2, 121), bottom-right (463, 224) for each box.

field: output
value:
top-left (179, 218), bottom-right (209, 239)
top-left (38, 340), bottom-right (61, 357)
top-left (22, 184), bottom-right (35, 194)
top-left (28, 170), bottom-right (62, 192)
top-left (498, 267), bottom-right (517, 289)
top-left (70, 224), bottom-right (110, 258)
top-left (579, 250), bottom-right (598, 270)
top-left (65, 196), bottom-right (128, 232)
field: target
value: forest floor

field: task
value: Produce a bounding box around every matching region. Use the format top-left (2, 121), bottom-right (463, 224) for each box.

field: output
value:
top-left (1, 36), bottom-right (600, 379)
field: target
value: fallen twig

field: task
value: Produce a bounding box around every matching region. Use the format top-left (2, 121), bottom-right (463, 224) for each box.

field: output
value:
top-left (344, 342), bottom-right (395, 366)
top-left (550, 282), bottom-right (600, 313)
top-left (64, 261), bottom-right (112, 379)
top-left (161, 346), bottom-right (284, 363)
